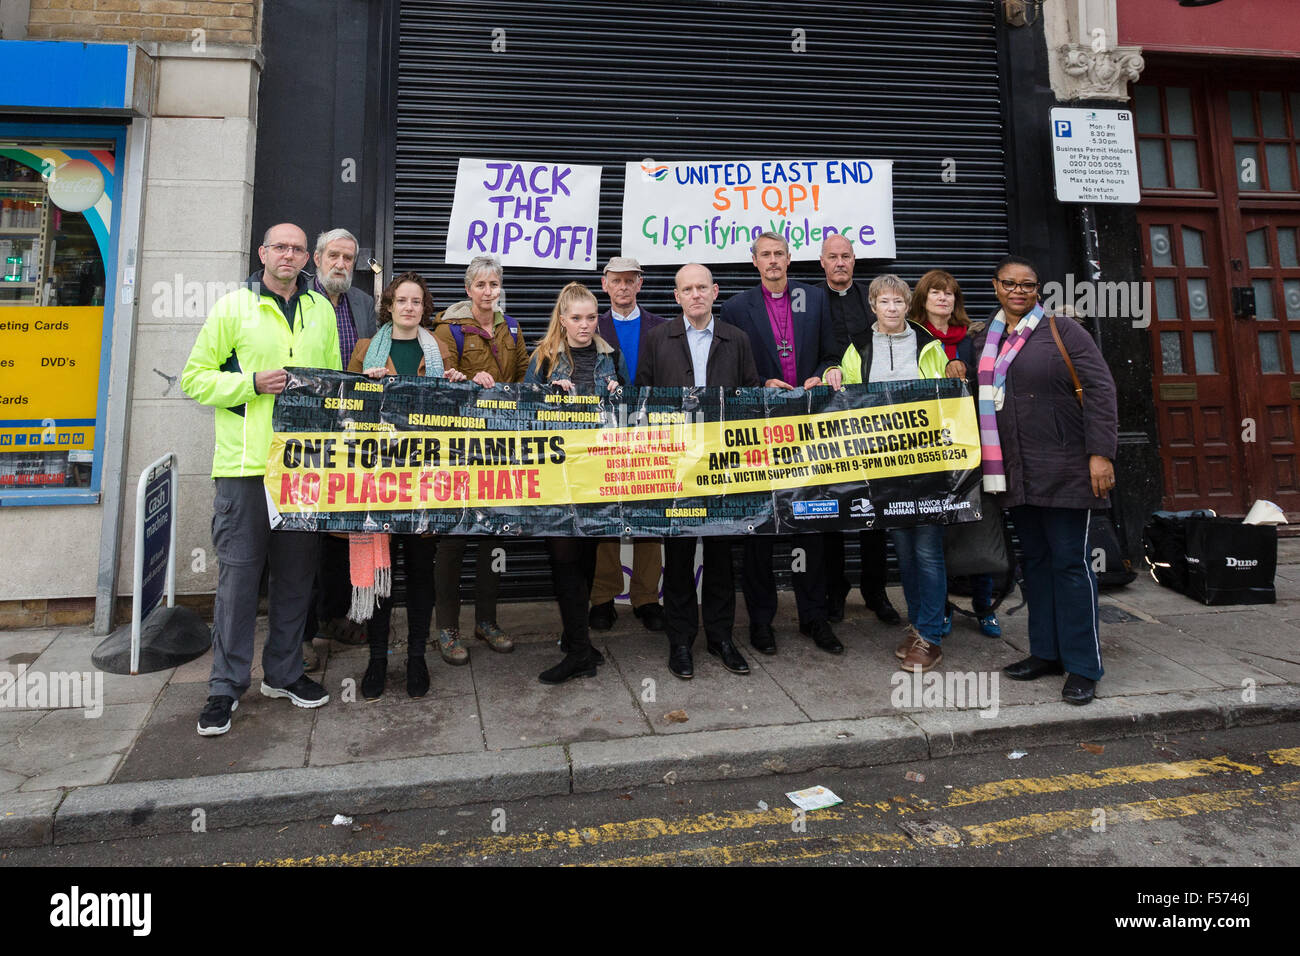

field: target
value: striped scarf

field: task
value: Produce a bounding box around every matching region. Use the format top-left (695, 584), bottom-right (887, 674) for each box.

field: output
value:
top-left (348, 324), bottom-right (445, 622)
top-left (977, 303), bottom-right (1044, 493)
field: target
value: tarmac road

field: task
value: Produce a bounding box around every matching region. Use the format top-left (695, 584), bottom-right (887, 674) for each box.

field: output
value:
top-left (5, 723), bottom-right (1297, 870)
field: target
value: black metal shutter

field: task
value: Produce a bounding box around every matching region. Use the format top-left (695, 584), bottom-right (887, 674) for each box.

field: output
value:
top-left (392, 0), bottom-right (1007, 600)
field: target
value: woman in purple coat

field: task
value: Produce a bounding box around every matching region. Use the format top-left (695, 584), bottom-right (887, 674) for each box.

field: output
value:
top-left (969, 256), bottom-right (1118, 705)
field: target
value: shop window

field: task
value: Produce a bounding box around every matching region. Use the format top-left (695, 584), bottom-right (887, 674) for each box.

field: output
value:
top-left (0, 130), bottom-right (120, 501)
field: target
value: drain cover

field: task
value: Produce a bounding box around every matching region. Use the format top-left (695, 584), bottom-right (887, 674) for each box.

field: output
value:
top-left (899, 819), bottom-right (962, 846)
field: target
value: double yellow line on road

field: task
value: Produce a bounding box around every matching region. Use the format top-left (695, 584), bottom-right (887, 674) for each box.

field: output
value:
top-left (238, 746), bottom-right (1300, 867)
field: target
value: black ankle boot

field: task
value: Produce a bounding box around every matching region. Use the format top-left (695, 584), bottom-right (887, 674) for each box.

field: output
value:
top-left (361, 659), bottom-right (387, 700)
top-left (538, 649), bottom-right (598, 685)
top-left (406, 656), bottom-right (430, 698)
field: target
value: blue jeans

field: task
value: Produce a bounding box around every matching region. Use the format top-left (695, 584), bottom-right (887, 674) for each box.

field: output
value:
top-left (889, 524), bottom-right (948, 642)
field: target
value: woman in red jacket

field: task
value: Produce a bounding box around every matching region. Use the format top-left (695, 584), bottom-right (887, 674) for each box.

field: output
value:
top-left (907, 269), bottom-right (1000, 640)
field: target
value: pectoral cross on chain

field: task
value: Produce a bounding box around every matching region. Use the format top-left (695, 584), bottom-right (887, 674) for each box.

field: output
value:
top-left (777, 339), bottom-right (794, 359)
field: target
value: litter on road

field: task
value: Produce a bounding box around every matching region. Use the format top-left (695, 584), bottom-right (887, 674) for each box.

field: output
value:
top-left (786, 786), bottom-right (843, 811)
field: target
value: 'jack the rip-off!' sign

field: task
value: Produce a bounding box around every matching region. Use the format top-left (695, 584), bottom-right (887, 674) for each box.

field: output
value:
top-left (445, 158), bottom-right (602, 270)
top-left (620, 159), bottom-right (897, 264)
top-left (265, 370), bottom-right (982, 537)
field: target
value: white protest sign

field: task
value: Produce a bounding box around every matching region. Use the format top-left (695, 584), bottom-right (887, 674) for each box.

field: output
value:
top-left (1050, 108), bottom-right (1140, 204)
top-left (445, 158), bottom-right (602, 270)
top-left (620, 159), bottom-right (895, 264)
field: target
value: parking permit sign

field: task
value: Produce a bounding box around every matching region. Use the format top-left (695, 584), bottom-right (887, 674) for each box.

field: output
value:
top-left (1050, 107), bottom-right (1140, 204)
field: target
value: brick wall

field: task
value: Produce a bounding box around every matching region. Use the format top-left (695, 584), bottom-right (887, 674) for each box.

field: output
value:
top-left (27, 0), bottom-right (261, 45)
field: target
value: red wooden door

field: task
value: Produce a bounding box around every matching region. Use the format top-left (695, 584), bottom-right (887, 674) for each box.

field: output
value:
top-left (1237, 213), bottom-right (1300, 512)
top-left (1139, 208), bottom-right (1250, 512)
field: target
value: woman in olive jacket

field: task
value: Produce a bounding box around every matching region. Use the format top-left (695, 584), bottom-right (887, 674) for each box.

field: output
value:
top-left (429, 255), bottom-right (527, 666)
top-left (969, 256), bottom-right (1118, 705)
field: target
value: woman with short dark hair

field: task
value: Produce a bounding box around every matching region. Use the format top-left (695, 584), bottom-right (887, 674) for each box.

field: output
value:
top-left (970, 255), bottom-right (1118, 705)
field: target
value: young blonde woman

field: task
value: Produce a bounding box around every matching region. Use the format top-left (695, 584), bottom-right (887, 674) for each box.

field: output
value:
top-left (525, 282), bottom-right (629, 684)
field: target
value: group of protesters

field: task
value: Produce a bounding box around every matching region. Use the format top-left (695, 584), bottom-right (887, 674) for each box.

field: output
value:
top-left (181, 221), bottom-right (1118, 738)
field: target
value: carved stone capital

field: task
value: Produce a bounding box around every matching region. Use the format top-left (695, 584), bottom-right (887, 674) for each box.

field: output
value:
top-left (1056, 43), bottom-right (1145, 101)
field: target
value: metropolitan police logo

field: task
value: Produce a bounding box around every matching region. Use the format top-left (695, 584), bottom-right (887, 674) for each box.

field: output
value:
top-left (792, 500), bottom-right (839, 519)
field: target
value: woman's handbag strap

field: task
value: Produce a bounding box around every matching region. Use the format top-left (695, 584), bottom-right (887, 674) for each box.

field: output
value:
top-left (1048, 313), bottom-right (1084, 407)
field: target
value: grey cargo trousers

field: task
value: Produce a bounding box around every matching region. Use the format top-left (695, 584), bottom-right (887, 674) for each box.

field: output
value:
top-left (209, 476), bottom-right (320, 699)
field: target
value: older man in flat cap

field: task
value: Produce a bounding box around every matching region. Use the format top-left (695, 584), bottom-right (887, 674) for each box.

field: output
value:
top-left (588, 256), bottom-right (669, 633)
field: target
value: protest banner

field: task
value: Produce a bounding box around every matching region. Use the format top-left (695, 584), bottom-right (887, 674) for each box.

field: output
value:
top-left (265, 369), bottom-right (982, 537)
top-left (620, 159), bottom-right (896, 264)
top-left (445, 158), bottom-right (602, 269)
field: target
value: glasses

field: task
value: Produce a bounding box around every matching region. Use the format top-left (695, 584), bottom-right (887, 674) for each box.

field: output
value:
top-left (264, 242), bottom-right (308, 255)
top-left (997, 278), bottom-right (1039, 293)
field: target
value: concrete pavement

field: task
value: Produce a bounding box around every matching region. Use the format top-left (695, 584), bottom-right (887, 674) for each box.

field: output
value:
top-left (4, 542), bottom-right (1300, 849)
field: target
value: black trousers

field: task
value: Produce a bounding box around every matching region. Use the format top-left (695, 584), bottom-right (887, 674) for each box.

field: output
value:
top-left (663, 537), bottom-right (736, 649)
top-left (368, 533), bottom-right (436, 659)
top-left (742, 534), bottom-right (827, 627)
top-left (302, 533), bottom-right (353, 643)
top-left (823, 529), bottom-right (889, 601)
top-left (547, 537), bottom-right (600, 655)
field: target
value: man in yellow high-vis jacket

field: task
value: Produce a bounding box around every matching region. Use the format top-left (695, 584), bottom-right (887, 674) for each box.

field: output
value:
top-left (181, 222), bottom-right (342, 737)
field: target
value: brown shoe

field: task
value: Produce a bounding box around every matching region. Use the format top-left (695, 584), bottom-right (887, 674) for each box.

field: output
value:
top-left (896, 625), bottom-right (920, 660)
top-left (436, 627), bottom-right (469, 666)
top-left (899, 633), bottom-right (942, 672)
top-left (474, 621), bottom-right (515, 653)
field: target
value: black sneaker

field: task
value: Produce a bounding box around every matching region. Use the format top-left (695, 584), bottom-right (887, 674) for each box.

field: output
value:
top-left (260, 675), bottom-right (330, 708)
top-left (197, 695), bottom-right (237, 736)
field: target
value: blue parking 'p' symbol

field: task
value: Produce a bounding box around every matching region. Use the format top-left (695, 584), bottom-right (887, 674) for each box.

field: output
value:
top-left (1054, 120), bottom-right (1072, 137)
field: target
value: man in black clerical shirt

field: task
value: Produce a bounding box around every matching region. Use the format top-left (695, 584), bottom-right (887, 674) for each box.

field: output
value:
top-left (816, 232), bottom-right (902, 627)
